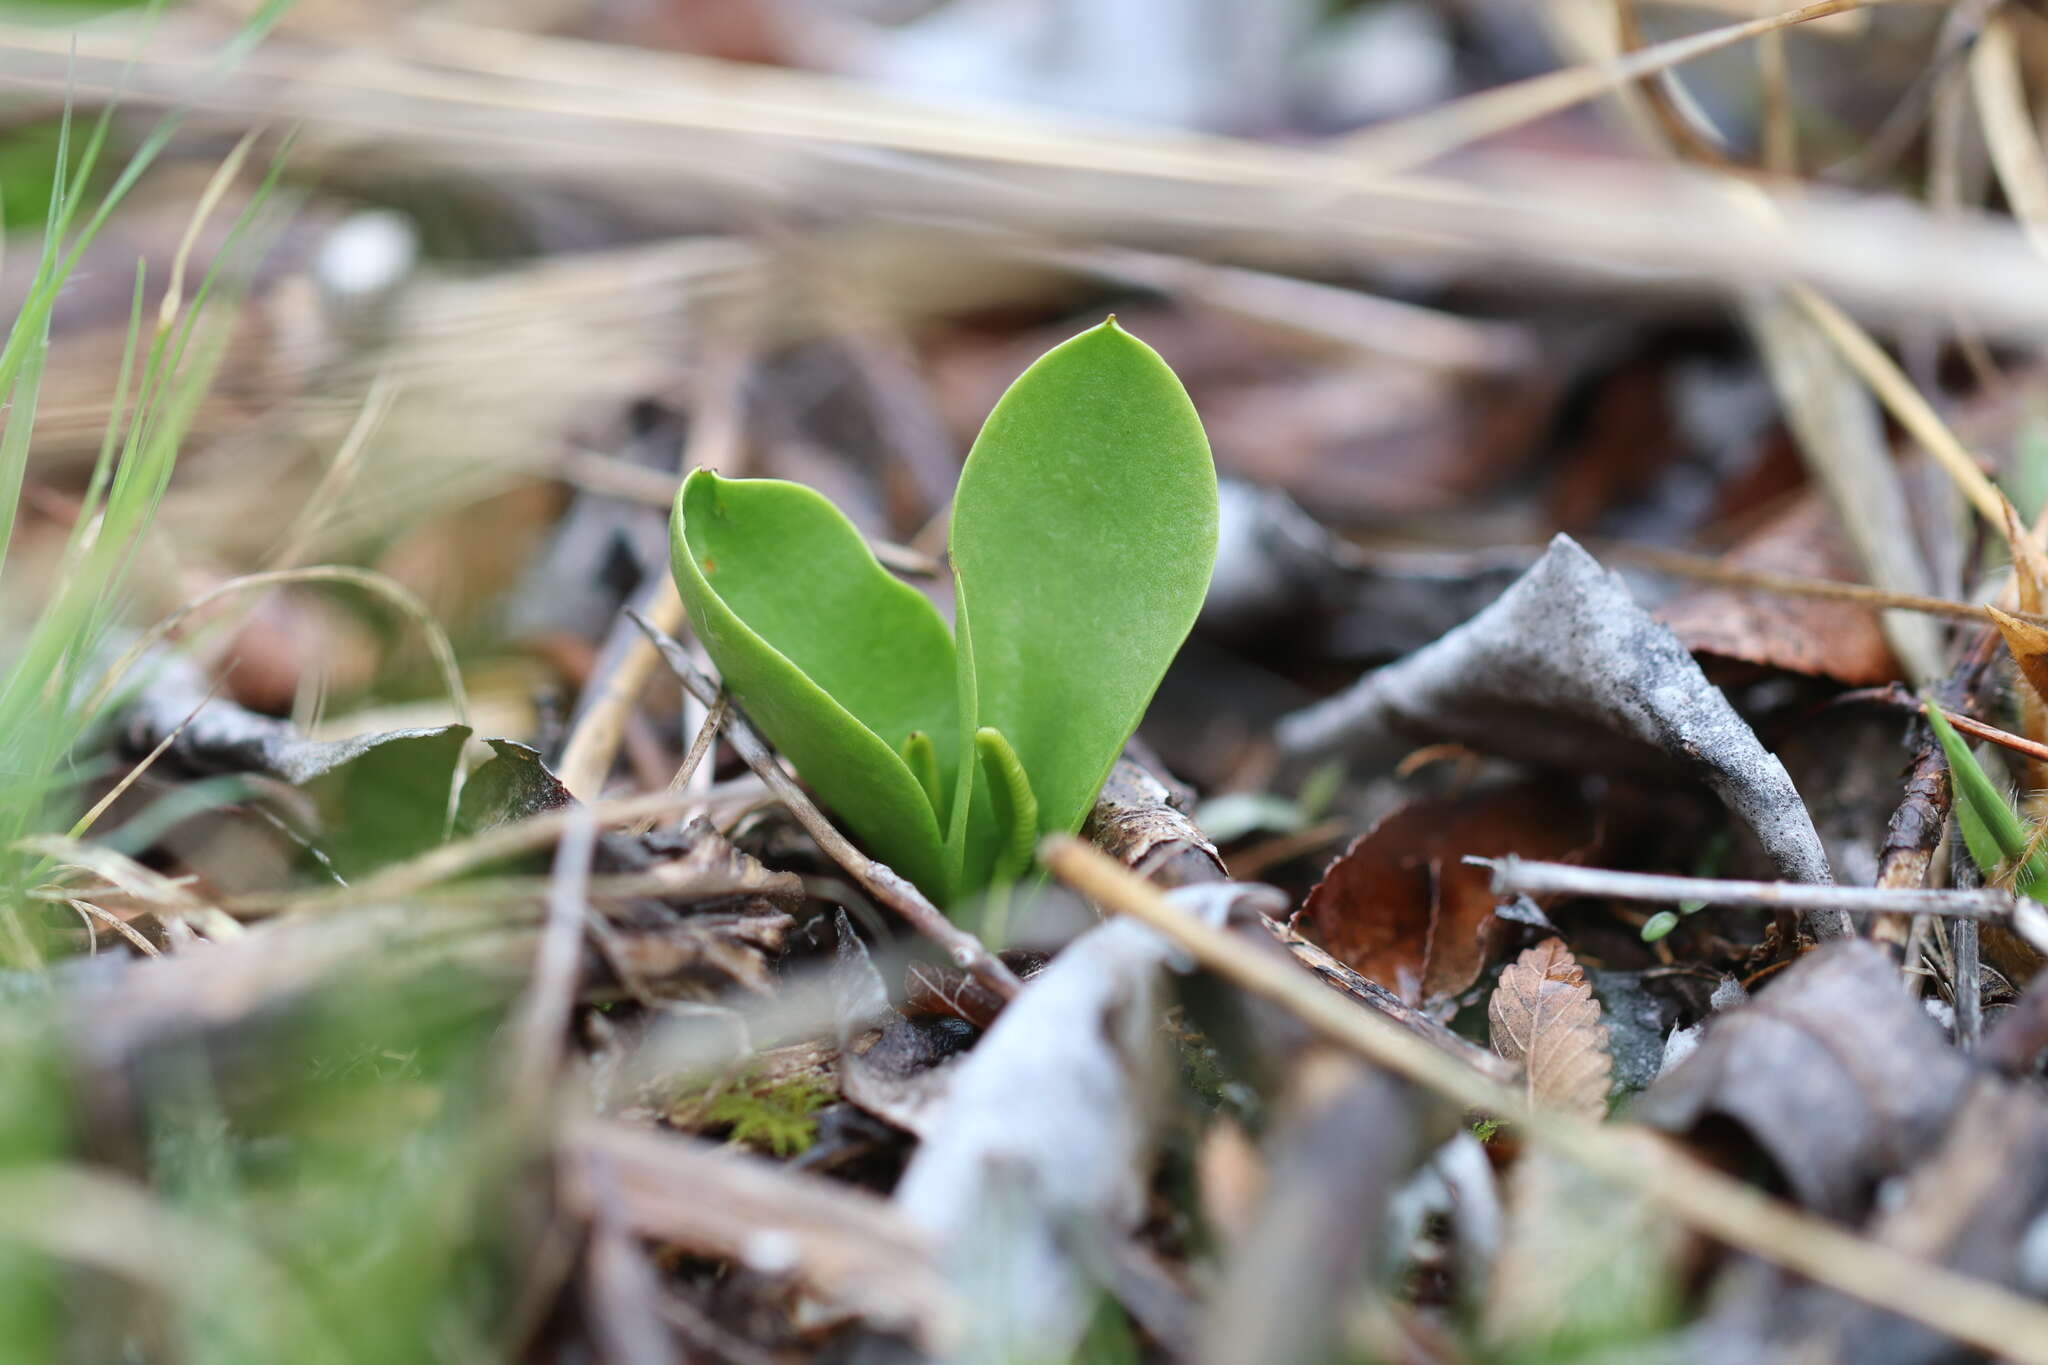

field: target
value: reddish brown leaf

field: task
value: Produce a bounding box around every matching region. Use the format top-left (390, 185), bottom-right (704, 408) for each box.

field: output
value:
top-left (1657, 487), bottom-right (1899, 687)
top-left (1488, 939), bottom-right (1611, 1117)
top-left (1291, 784), bottom-right (1595, 1006)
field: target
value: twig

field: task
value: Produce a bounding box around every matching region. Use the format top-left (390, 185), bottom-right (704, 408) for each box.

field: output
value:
top-left (1839, 683), bottom-right (2048, 766)
top-left (1605, 540), bottom-right (2048, 630)
top-left (1872, 625), bottom-right (2003, 952)
top-left (670, 693), bottom-right (726, 792)
top-left (556, 574), bottom-right (685, 800)
top-left (1041, 836), bottom-right (2048, 1365)
top-left (1470, 856), bottom-right (2048, 943)
top-left (1952, 858), bottom-right (1984, 1050)
top-left (626, 608), bottom-right (1020, 1001)
top-left (509, 807), bottom-right (598, 1108)
top-left (290, 787), bottom-right (717, 913)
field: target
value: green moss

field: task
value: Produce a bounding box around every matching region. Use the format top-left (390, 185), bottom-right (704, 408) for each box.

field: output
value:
top-left (703, 1074), bottom-right (833, 1157)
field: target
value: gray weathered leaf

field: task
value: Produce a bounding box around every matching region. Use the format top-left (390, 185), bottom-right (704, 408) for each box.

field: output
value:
top-left (1276, 535), bottom-right (1835, 901)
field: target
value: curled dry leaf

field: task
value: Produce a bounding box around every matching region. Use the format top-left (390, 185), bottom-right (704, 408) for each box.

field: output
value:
top-left (1487, 939), bottom-right (1611, 1117)
top-left (1292, 783), bottom-right (1595, 1005)
top-left (1277, 536), bottom-right (1834, 894)
top-left (1636, 940), bottom-right (1972, 1221)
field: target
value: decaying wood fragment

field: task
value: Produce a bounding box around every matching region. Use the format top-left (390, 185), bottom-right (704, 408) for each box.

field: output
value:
top-left (1081, 756), bottom-right (1226, 887)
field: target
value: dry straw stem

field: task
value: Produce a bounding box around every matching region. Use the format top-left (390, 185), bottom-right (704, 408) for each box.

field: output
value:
top-left (1608, 540), bottom-right (2048, 629)
top-left (11, 6), bottom-right (2048, 337)
top-left (1971, 11), bottom-right (2048, 259)
top-left (159, 128), bottom-right (261, 333)
top-left (1042, 836), bottom-right (2048, 1363)
top-left (1790, 286), bottom-right (2006, 528)
top-left (87, 565), bottom-right (469, 726)
top-left (1338, 0), bottom-right (1903, 175)
top-left (628, 608), bottom-right (1022, 1001)
top-left (506, 806), bottom-right (597, 1110)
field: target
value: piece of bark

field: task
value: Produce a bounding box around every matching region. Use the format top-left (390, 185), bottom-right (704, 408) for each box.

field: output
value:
top-left (1686, 1079), bottom-right (2048, 1365)
top-left (1277, 535), bottom-right (1835, 904)
top-left (1082, 756), bottom-right (1226, 888)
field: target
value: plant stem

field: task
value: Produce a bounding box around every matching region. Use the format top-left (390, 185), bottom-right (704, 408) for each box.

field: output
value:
top-left (627, 608), bottom-right (1020, 1002)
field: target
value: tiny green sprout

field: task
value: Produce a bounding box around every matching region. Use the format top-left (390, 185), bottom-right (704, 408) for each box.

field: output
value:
top-left (1639, 910), bottom-right (1681, 943)
top-left (671, 319), bottom-right (1218, 910)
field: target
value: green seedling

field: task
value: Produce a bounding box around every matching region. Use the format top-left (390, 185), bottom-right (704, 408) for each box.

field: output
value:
top-left (671, 319), bottom-right (1217, 908)
top-left (1924, 700), bottom-right (2048, 898)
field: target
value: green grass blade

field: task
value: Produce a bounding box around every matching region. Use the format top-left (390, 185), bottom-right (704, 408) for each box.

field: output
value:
top-left (1924, 700), bottom-right (2048, 893)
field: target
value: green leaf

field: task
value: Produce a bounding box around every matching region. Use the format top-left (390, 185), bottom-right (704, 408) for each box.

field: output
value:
top-left (949, 318), bottom-right (1218, 837)
top-left (672, 471), bottom-right (956, 897)
top-left (975, 726), bottom-right (1039, 885)
top-left (1924, 700), bottom-right (2048, 896)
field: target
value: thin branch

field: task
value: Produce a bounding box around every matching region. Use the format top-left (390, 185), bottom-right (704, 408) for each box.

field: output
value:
top-left (626, 608), bottom-right (1020, 1002)
top-left (1470, 856), bottom-right (2048, 945)
top-left (1828, 682), bottom-right (2048, 767)
top-left (1041, 836), bottom-right (2048, 1365)
top-left (290, 787), bottom-right (717, 914)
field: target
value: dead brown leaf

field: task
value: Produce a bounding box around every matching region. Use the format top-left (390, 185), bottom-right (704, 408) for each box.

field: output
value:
top-left (1292, 783), bottom-right (1595, 1006)
top-left (1487, 939), bottom-right (1611, 1117)
top-left (1996, 495), bottom-right (2048, 793)
top-left (1637, 940), bottom-right (1973, 1221)
top-left (1657, 487), bottom-right (1900, 687)
top-left (1988, 605), bottom-right (2048, 711)
top-left (2002, 495), bottom-right (2048, 617)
